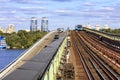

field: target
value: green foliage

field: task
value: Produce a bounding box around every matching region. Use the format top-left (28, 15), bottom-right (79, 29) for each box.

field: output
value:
top-left (0, 30), bottom-right (47, 49)
top-left (100, 28), bottom-right (120, 34)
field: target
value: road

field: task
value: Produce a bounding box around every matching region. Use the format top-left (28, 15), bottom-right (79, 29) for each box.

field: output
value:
top-left (0, 31), bottom-right (57, 79)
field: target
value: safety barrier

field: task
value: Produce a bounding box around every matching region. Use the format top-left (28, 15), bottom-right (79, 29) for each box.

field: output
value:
top-left (42, 35), bottom-right (67, 80)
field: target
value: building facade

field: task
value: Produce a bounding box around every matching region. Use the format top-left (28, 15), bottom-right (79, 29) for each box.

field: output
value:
top-left (0, 36), bottom-right (7, 49)
top-left (30, 17), bottom-right (37, 32)
top-left (41, 17), bottom-right (48, 32)
top-left (0, 26), bottom-right (4, 33)
top-left (104, 24), bottom-right (109, 29)
top-left (6, 24), bottom-right (15, 33)
top-left (95, 24), bottom-right (100, 31)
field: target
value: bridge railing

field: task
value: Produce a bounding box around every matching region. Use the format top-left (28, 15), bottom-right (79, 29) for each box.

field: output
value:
top-left (42, 34), bottom-right (67, 80)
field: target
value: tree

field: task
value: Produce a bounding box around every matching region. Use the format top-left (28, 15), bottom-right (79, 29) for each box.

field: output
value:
top-left (1, 30), bottom-right (47, 49)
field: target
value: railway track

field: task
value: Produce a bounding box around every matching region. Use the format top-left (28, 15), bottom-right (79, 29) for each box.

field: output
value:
top-left (71, 31), bottom-right (100, 80)
top-left (71, 32), bottom-right (89, 80)
top-left (79, 31), bottom-right (120, 73)
top-left (83, 31), bottom-right (120, 59)
top-left (70, 31), bottom-right (120, 80)
top-left (85, 30), bottom-right (120, 53)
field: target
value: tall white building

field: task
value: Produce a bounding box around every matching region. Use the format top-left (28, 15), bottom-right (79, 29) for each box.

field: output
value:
top-left (87, 24), bottom-right (92, 29)
top-left (95, 24), bottom-right (100, 31)
top-left (30, 17), bottom-right (37, 32)
top-left (6, 24), bottom-right (15, 33)
top-left (103, 24), bottom-right (109, 29)
top-left (0, 26), bottom-right (4, 32)
top-left (41, 17), bottom-right (48, 32)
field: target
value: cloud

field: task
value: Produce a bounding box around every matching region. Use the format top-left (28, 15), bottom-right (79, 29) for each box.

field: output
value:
top-left (10, 0), bottom-right (31, 4)
top-left (11, 10), bottom-right (17, 13)
top-left (0, 6), bottom-right (19, 17)
top-left (0, 18), bottom-right (6, 21)
top-left (54, 9), bottom-right (78, 17)
top-left (82, 6), bottom-right (114, 13)
top-left (54, 8), bottom-right (105, 18)
top-left (54, 9), bottom-right (71, 13)
top-left (52, 0), bottom-right (72, 2)
top-left (19, 6), bottom-right (48, 15)
top-left (109, 15), bottom-right (120, 18)
top-left (0, 0), bottom-right (10, 2)
top-left (20, 6), bottom-right (45, 10)
top-left (106, 15), bottom-right (120, 23)
top-left (98, 7), bottom-right (114, 12)
top-left (20, 6), bottom-right (46, 13)
top-left (0, 11), bottom-right (16, 17)
top-left (10, 0), bottom-right (48, 5)
top-left (82, 14), bottom-right (102, 19)
top-left (0, 0), bottom-right (119, 30)
top-left (84, 2), bottom-right (95, 6)
top-left (22, 10), bottom-right (48, 15)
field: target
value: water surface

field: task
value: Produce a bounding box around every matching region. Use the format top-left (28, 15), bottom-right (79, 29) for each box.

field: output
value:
top-left (0, 49), bottom-right (25, 71)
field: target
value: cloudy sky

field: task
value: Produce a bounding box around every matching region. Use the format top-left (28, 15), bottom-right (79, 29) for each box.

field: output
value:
top-left (0, 0), bottom-right (120, 31)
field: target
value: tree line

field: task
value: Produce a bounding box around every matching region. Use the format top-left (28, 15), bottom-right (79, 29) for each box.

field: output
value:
top-left (0, 30), bottom-right (47, 49)
top-left (100, 28), bottom-right (120, 34)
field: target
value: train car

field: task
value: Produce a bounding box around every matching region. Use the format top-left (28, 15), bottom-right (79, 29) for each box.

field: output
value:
top-left (75, 25), bottom-right (83, 31)
top-left (57, 28), bottom-right (64, 32)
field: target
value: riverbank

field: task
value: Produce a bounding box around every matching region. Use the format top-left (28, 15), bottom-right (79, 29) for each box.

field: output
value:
top-left (0, 30), bottom-right (47, 49)
top-left (0, 31), bottom-right (57, 79)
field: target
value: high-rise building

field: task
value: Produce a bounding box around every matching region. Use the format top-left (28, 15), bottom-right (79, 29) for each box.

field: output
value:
top-left (95, 24), bottom-right (100, 31)
top-left (103, 24), bottom-right (109, 29)
top-left (87, 24), bottom-right (92, 29)
top-left (30, 17), bottom-right (37, 32)
top-left (0, 26), bottom-right (4, 33)
top-left (41, 17), bottom-right (48, 32)
top-left (6, 24), bottom-right (15, 33)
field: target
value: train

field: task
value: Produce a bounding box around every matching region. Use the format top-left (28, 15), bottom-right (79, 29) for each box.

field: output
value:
top-left (75, 25), bottom-right (83, 31)
top-left (57, 28), bottom-right (64, 32)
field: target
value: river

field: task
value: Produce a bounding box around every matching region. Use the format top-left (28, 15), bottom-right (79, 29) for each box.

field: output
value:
top-left (0, 49), bottom-right (25, 71)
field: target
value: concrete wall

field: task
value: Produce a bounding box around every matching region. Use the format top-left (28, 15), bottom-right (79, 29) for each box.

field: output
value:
top-left (42, 37), bottom-right (67, 80)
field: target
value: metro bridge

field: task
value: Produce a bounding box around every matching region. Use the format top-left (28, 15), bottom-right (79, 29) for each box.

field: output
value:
top-left (0, 28), bottom-right (120, 80)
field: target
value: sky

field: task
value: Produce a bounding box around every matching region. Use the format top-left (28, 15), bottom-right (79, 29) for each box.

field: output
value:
top-left (0, 0), bottom-right (120, 31)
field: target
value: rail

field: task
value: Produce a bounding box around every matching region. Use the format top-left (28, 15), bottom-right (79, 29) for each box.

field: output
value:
top-left (71, 31), bottom-right (93, 80)
top-left (77, 31), bottom-right (120, 80)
